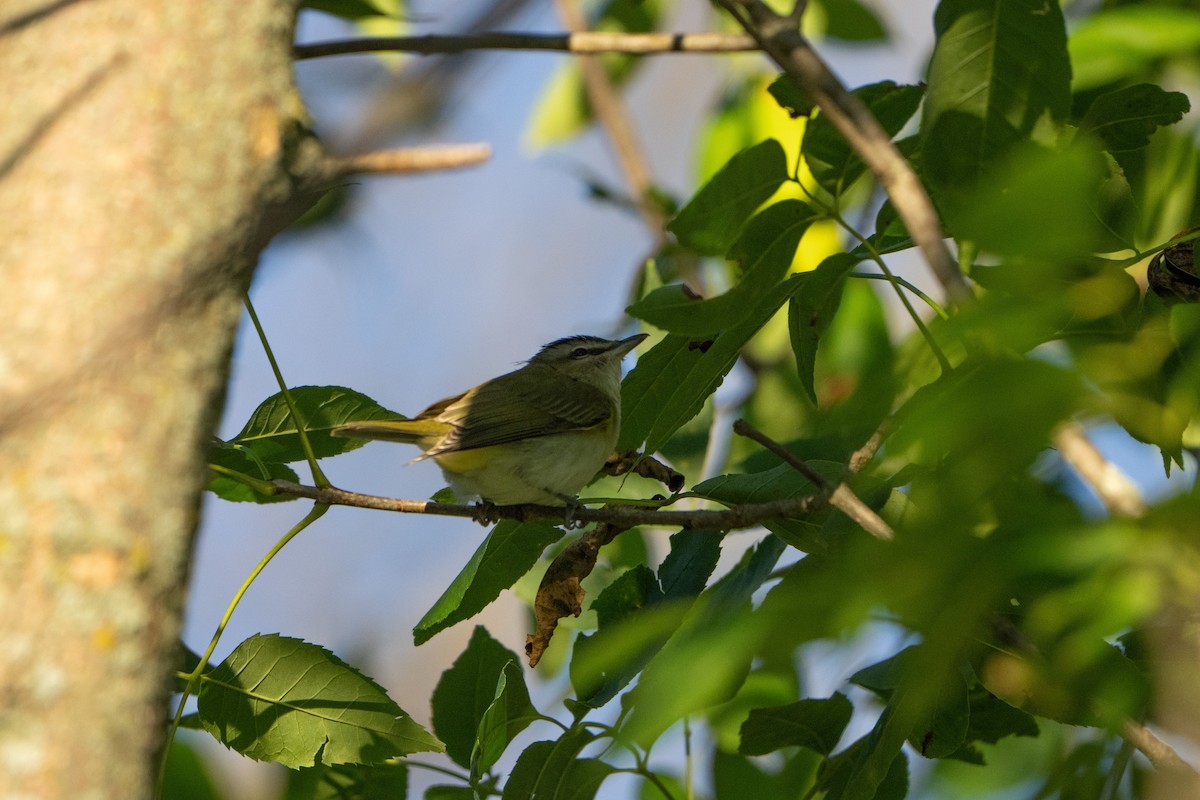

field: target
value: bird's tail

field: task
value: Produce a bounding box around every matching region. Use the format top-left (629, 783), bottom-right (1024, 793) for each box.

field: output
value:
top-left (330, 419), bottom-right (445, 447)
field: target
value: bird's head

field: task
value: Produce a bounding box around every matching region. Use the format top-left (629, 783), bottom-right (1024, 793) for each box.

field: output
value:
top-left (528, 333), bottom-right (648, 397)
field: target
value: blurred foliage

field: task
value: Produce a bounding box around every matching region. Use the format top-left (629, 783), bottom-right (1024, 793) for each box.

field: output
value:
top-left (180, 1), bottom-right (1200, 799)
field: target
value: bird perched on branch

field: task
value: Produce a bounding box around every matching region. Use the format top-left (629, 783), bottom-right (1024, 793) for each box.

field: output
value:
top-left (332, 333), bottom-right (648, 505)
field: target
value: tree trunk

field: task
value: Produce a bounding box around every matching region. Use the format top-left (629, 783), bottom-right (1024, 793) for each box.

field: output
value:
top-left (0, 1), bottom-right (317, 795)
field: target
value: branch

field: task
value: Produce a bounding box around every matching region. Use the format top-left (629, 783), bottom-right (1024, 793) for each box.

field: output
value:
top-left (1052, 422), bottom-right (1146, 518)
top-left (714, 0), bottom-right (971, 306)
top-left (270, 479), bottom-right (825, 530)
top-left (293, 31), bottom-right (759, 60)
top-left (1121, 719), bottom-right (1200, 776)
top-left (322, 143), bottom-right (492, 180)
top-left (733, 419), bottom-right (894, 540)
top-left (554, 0), bottom-right (668, 238)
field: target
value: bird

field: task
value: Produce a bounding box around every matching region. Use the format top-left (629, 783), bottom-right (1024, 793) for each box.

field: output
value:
top-left (331, 333), bottom-right (648, 505)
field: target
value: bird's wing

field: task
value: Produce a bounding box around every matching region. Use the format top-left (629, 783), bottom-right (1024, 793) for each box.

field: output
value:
top-left (428, 365), bottom-right (614, 454)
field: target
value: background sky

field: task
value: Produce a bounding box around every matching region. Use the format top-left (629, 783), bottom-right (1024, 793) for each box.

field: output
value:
top-left (183, 2), bottom-right (1196, 797)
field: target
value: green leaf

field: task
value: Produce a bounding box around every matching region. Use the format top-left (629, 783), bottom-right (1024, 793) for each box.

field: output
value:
top-left (621, 537), bottom-right (787, 745)
top-left (815, 0), bottom-right (887, 42)
top-left (952, 141), bottom-right (1111, 258)
top-left (1068, 7), bottom-right (1200, 91)
top-left (619, 274), bottom-right (808, 453)
top-left (850, 650), bottom-right (1035, 760)
top-left (285, 762), bottom-right (408, 800)
top-left (803, 82), bottom-right (923, 196)
top-left (767, 75), bottom-right (813, 118)
top-left (501, 729), bottom-right (614, 800)
top-left (425, 787), bottom-right (477, 800)
top-left (787, 253), bottom-right (860, 403)
top-left (712, 748), bottom-right (823, 800)
top-left (232, 386), bottom-right (404, 463)
top-left (739, 693), bottom-right (853, 756)
top-left (630, 200), bottom-right (817, 335)
top-left (849, 646), bottom-right (916, 693)
top-left (197, 634), bottom-right (442, 767)
top-left (302, 0), bottom-right (396, 21)
top-left (415, 521), bottom-right (562, 645)
top-left (163, 739), bottom-right (221, 800)
top-left (592, 565), bottom-right (664, 626)
top-left (303, 0), bottom-right (388, 20)
top-left (817, 730), bottom-right (909, 800)
top-left (572, 535), bottom-right (721, 708)
top-left (910, 677), bottom-right (971, 760)
top-left (667, 139), bottom-right (789, 256)
top-left (694, 461), bottom-right (844, 552)
top-left (922, 0), bottom-right (1071, 201)
top-left (569, 602), bottom-right (693, 710)
top-left (889, 358), bottom-right (1083, 502)
top-left (572, 566), bottom-right (666, 708)
top-left (473, 661), bottom-right (534, 777)
top-left (962, 686), bottom-right (1038, 746)
top-left (1079, 83), bottom-right (1191, 153)
top-left (431, 626), bottom-right (536, 769)
top-left (657, 530), bottom-right (723, 599)
top-left (207, 441), bottom-right (299, 503)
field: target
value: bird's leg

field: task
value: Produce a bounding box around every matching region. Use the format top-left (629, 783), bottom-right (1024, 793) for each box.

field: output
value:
top-left (558, 494), bottom-right (586, 530)
top-left (472, 500), bottom-right (499, 527)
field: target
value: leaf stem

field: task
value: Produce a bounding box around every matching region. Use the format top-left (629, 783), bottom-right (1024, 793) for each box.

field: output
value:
top-left (833, 210), bottom-right (952, 373)
top-left (243, 293), bottom-right (330, 488)
top-left (158, 503), bottom-right (329, 795)
top-left (206, 463), bottom-right (279, 496)
top-left (849, 271), bottom-right (947, 319)
top-left (397, 758), bottom-right (473, 783)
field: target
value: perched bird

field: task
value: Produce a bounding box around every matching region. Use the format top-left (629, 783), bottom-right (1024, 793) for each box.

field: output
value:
top-left (332, 333), bottom-right (648, 505)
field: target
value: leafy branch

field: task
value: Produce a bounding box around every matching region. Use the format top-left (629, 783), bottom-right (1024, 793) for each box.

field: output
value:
top-left (714, 0), bottom-right (971, 304)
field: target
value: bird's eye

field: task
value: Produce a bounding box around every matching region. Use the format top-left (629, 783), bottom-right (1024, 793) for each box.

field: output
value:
top-left (570, 347), bottom-right (589, 359)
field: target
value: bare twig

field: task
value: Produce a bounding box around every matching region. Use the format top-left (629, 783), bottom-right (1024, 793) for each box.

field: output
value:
top-left (848, 423), bottom-right (890, 474)
top-left (714, 0), bottom-right (970, 305)
top-left (323, 143), bottom-right (492, 179)
top-left (1121, 719), bottom-right (1200, 776)
top-left (1052, 422), bottom-right (1146, 517)
top-left (732, 419), bottom-right (894, 540)
top-left (554, 0), bottom-right (669, 239)
top-left (294, 31), bottom-right (758, 60)
top-left (270, 479), bottom-right (823, 530)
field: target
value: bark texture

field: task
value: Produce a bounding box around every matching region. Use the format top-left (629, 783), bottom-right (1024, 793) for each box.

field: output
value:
top-left (0, 1), bottom-right (319, 796)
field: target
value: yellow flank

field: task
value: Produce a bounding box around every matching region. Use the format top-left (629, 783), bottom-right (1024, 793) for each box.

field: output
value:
top-left (431, 446), bottom-right (495, 473)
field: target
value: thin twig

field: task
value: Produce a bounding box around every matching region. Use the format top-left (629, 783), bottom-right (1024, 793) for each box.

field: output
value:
top-left (323, 143), bottom-right (492, 179)
top-left (1120, 719), bottom-right (1199, 776)
top-left (714, 0), bottom-right (970, 306)
top-left (848, 423), bottom-right (890, 474)
top-left (270, 479), bottom-right (823, 531)
top-left (1052, 422), bottom-right (1146, 517)
top-left (554, 0), bottom-right (669, 239)
top-left (294, 31), bottom-right (759, 60)
top-left (732, 419), bottom-right (894, 540)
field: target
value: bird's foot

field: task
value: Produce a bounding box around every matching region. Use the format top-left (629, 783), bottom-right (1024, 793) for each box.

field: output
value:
top-left (559, 495), bottom-right (587, 530)
top-left (472, 500), bottom-right (500, 526)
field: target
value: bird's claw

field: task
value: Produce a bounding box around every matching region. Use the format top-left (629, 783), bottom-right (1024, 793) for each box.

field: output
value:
top-left (472, 500), bottom-right (499, 526)
top-left (560, 496), bottom-right (586, 530)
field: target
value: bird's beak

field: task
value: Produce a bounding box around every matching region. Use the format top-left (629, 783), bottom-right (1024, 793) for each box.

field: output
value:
top-left (610, 333), bottom-right (649, 358)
